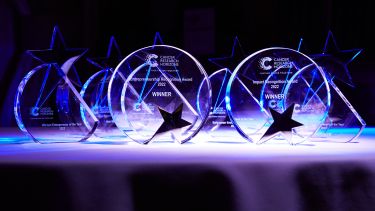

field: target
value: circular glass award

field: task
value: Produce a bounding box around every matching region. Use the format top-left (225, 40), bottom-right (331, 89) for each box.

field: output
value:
top-left (14, 64), bottom-right (98, 143)
top-left (226, 47), bottom-right (331, 144)
top-left (108, 45), bottom-right (211, 144)
top-left (197, 68), bottom-right (245, 142)
top-left (80, 69), bottom-right (123, 138)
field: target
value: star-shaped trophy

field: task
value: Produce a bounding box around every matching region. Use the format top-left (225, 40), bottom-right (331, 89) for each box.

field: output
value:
top-left (207, 37), bottom-right (247, 110)
top-left (80, 36), bottom-right (125, 137)
top-left (152, 104), bottom-right (191, 140)
top-left (14, 26), bottom-right (98, 143)
top-left (259, 104), bottom-right (303, 144)
top-left (197, 37), bottom-right (249, 141)
top-left (27, 25), bottom-right (87, 87)
top-left (310, 31), bottom-right (362, 87)
top-left (298, 32), bottom-right (366, 142)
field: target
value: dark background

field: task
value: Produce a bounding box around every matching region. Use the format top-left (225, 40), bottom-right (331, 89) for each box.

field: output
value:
top-left (1, 0), bottom-right (374, 126)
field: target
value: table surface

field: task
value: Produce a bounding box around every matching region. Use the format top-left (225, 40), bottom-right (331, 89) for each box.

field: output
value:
top-left (1, 128), bottom-right (375, 211)
top-left (1, 127), bottom-right (375, 164)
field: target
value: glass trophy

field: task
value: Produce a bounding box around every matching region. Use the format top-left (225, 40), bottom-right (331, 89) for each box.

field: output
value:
top-left (14, 26), bottom-right (98, 143)
top-left (14, 63), bottom-right (99, 143)
top-left (80, 36), bottom-right (124, 138)
top-left (199, 70), bottom-right (249, 142)
top-left (197, 37), bottom-right (247, 142)
top-left (309, 31), bottom-right (366, 142)
top-left (312, 82), bottom-right (365, 142)
top-left (226, 47), bottom-right (331, 145)
top-left (108, 45), bottom-right (211, 144)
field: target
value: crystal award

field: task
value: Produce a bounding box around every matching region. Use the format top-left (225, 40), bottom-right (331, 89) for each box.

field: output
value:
top-left (197, 37), bottom-right (247, 142)
top-left (108, 45), bottom-right (211, 144)
top-left (312, 82), bottom-right (366, 142)
top-left (80, 36), bottom-right (124, 138)
top-left (226, 47), bottom-right (331, 145)
top-left (197, 69), bottom-right (245, 142)
top-left (309, 31), bottom-right (366, 142)
top-left (14, 26), bottom-right (98, 143)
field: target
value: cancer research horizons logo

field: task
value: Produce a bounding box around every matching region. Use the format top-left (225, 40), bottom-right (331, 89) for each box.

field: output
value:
top-left (259, 57), bottom-right (293, 70)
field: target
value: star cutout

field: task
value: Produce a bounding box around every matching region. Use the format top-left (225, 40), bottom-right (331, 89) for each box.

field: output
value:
top-left (27, 25), bottom-right (87, 87)
top-left (87, 36), bottom-right (123, 70)
top-left (310, 31), bottom-right (362, 87)
top-left (152, 103), bottom-right (191, 139)
top-left (208, 36), bottom-right (246, 71)
top-left (259, 103), bottom-right (303, 144)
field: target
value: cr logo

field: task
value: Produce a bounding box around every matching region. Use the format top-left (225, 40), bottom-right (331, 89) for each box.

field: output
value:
top-left (294, 104), bottom-right (301, 113)
top-left (146, 54), bottom-right (158, 67)
top-left (259, 57), bottom-right (272, 70)
top-left (133, 103), bottom-right (142, 111)
top-left (268, 100), bottom-right (283, 109)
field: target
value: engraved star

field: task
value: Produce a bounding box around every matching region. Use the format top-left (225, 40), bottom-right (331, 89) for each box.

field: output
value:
top-left (259, 103), bottom-right (303, 144)
top-left (310, 31), bottom-right (362, 87)
top-left (152, 103), bottom-right (191, 140)
top-left (26, 25), bottom-right (87, 87)
top-left (87, 36), bottom-right (123, 70)
top-left (208, 36), bottom-right (246, 71)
